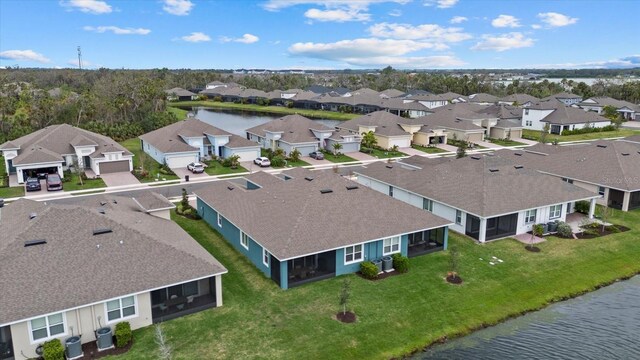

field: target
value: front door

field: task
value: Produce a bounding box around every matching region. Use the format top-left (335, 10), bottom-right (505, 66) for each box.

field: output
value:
top-left (83, 156), bottom-right (91, 168)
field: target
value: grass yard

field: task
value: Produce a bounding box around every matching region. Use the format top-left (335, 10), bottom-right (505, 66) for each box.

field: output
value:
top-left (522, 128), bottom-right (640, 143)
top-left (168, 101), bottom-right (359, 121)
top-left (119, 138), bottom-right (179, 183)
top-left (111, 208), bottom-right (640, 360)
top-left (361, 148), bottom-right (407, 159)
top-left (321, 152), bottom-right (359, 163)
top-left (488, 138), bottom-right (527, 147)
top-left (168, 106), bottom-right (189, 119)
top-left (0, 186), bottom-right (24, 199)
top-left (411, 144), bottom-right (448, 154)
top-left (203, 160), bottom-right (248, 176)
top-left (63, 173), bottom-right (107, 192)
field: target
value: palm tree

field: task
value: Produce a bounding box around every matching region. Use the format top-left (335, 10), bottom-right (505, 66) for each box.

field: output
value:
top-left (332, 142), bottom-right (343, 156)
top-left (361, 131), bottom-right (377, 151)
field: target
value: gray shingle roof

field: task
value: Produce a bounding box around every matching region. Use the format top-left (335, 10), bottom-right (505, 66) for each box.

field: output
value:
top-left (539, 103), bottom-right (611, 125)
top-left (246, 114), bottom-right (333, 144)
top-left (578, 96), bottom-right (640, 111)
top-left (355, 155), bottom-right (599, 218)
top-left (467, 93), bottom-right (499, 103)
top-left (0, 195), bottom-right (226, 325)
top-left (499, 93), bottom-right (539, 104)
top-left (139, 118), bottom-right (236, 154)
top-left (337, 111), bottom-right (416, 137)
top-left (195, 168), bottom-right (451, 260)
top-left (132, 192), bottom-right (176, 212)
top-left (165, 87), bottom-right (196, 97)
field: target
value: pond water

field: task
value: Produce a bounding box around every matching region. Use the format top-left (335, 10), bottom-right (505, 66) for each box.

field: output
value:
top-left (416, 276), bottom-right (640, 359)
top-left (187, 107), bottom-right (342, 137)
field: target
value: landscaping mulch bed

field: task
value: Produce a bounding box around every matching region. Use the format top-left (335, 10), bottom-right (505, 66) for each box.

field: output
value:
top-left (525, 246), bottom-right (541, 252)
top-left (446, 275), bottom-right (463, 284)
top-left (78, 337), bottom-right (131, 359)
top-left (575, 225), bottom-right (630, 239)
top-left (336, 311), bottom-right (357, 323)
top-left (356, 270), bottom-right (402, 281)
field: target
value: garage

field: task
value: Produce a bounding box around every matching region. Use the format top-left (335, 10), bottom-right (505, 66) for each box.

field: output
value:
top-left (229, 149), bottom-right (260, 162)
top-left (22, 166), bottom-right (58, 179)
top-left (165, 154), bottom-right (198, 168)
top-left (387, 137), bottom-right (412, 148)
top-left (99, 160), bottom-right (130, 174)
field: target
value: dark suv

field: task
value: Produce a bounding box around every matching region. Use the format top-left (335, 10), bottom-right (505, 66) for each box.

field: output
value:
top-left (46, 174), bottom-right (63, 191)
top-left (25, 177), bottom-right (42, 192)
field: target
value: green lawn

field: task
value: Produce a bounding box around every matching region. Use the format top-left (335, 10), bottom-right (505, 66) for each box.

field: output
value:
top-left (204, 160), bottom-right (248, 176)
top-left (119, 138), bottom-right (179, 183)
top-left (522, 128), bottom-right (640, 143)
top-left (411, 144), bottom-right (448, 154)
top-left (62, 173), bottom-right (107, 192)
top-left (0, 186), bottom-right (24, 198)
top-left (168, 101), bottom-right (359, 121)
top-left (321, 152), bottom-right (359, 163)
top-left (167, 106), bottom-right (189, 119)
top-left (281, 159), bottom-right (310, 168)
top-left (113, 208), bottom-right (640, 360)
top-left (488, 138), bottom-right (527, 146)
top-left (362, 148), bottom-right (407, 159)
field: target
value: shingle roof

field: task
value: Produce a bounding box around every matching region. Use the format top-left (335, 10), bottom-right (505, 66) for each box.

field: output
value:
top-left (542, 92), bottom-right (582, 101)
top-left (225, 136), bottom-right (260, 148)
top-left (139, 118), bottom-right (234, 154)
top-left (0, 195), bottom-right (226, 325)
top-left (165, 87), bottom-right (196, 97)
top-left (578, 96), bottom-right (640, 111)
top-left (195, 168), bottom-right (452, 260)
top-left (380, 89), bottom-right (405, 98)
top-left (355, 155), bottom-right (599, 218)
top-left (467, 93), bottom-right (499, 103)
top-left (246, 114), bottom-right (333, 144)
top-left (132, 192), bottom-right (176, 212)
top-left (499, 93), bottom-right (539, 104)
top-left (337, 111), bottom-right (415, 137)
top-left (538, 103), bottom-right (611, 125)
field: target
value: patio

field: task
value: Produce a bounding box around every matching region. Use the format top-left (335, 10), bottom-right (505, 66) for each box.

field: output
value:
top-left (566, 212), bottom-right (612, 234)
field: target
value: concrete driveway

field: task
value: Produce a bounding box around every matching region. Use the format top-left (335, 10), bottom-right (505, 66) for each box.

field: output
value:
top-left (100, 172), bottom-right (140, 187)
top-left (171, 167), bottom-right (209, 181)
top-left (302, 156), bottom-right (333, 166)
top-left (399, 147), bottom-right (426, 157)
top-left (345, 151), bottom-right (377, 162)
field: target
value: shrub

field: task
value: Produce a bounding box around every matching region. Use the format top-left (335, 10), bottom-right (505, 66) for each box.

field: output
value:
top-left (392, 253), bottom-right (410, 273)
top-left (270, 155), bottom-right (286, 167)
top-left (360, 261), bottom-right (379, 279)
top-left (561, 125), bottom-right (616, 136)
top-left (556, 221), bottom-right (573, 238)
top-left (532, 223), bottom-right (545, 237)
top-left (42, 339), bottom-right (64, 360)
top-left (115, 321), bottom-right (132, 348)
top-left (574, 200), bottom-right (590, 214)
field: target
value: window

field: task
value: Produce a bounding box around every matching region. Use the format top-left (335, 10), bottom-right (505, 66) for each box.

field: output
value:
top-left (30, 313), bottom-right (65, 342)
top-left (562, 178), bottom-right (574, 184)
top-left (525, 120), bottom-right (532, 126)
top-left (217, 213), bottom-right (222, 227)
top-left (383, 236), bottom-right (401, 255)
top-left (525, 209), bottom-right (537, 224)
top-left (183, 281), bottom-right (199, 296)
top-left (106, 296), bottom-right (136, 323)
top-left (524, 109), bottom-right (529, 115)
top-left (549, 205), bottom-right (562, 219)
top-left (598, 186), bottom-right (605, 196)
top-left (240, 232), bottom-right (249, 250)
top-left (455, 210), bottom-right (462, 225)
top-left (263, 248), bottom-right (270, 267)
top-left (345, 244), bottom-right (363, 264)
top-left (423, 198), bottom-right (433, 212)
top-left (388, 186), bottom-right (394, 197)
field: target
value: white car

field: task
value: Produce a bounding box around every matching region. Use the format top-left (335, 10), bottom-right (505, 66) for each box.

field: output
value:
top-left (187, 162), bottom-right (207, 173)
top-left (254, 157), bottom-right (271, 167)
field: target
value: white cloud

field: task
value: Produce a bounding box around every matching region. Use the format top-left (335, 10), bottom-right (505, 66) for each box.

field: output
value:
top-left (531, 24), bottom-right (542, 29)
top-left (83, 26), bottom-right (151, 35)
top-left (162, 0), bottom-right (194, 16)
top-left (449, 16), bottom-right (467, 24)
top-left (262, 0), bottom-right (410, 12)
top-left (389, 9), bottom-right (402, 17)
top-left (220, 34), bottom-right (260, 44)
top-left (305, 8), bottom-right (370, 22)
top-left (471, 32), bottom-right (534, 52)
top-left (531, 55), bottom-right (640, 69)
top-left (0, 49), bottom-right (51, 63)
top-left (181, 32), bottom-right (211, 42)
top-left (368, 23), bottom-right (472, 44)
top-left (423, 0), bottom-right (459, 9)
top-left (61, 0), bottom-right (112, 14)
top-left (537, 12), bottom-right (578, 28)
top-left (491, 15), bottom-right (521, 28)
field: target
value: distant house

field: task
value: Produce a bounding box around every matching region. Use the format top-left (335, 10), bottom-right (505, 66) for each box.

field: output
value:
top-left (195, 168), bottom-right (452, 289)
top-left (403, 94), bottom-right (450, 109)
top-left (382, 98), bottom-right (432, 118)
top-left (498, 93), bottom-right (539, 107)
top-left (139, 117), bottom-right (261, 166)
top-left (0, 124), bottom-right (133, 184)
top-left (522, 100), bottom-right (611, 134)
top-left (205, 81), bottom-right (238, 90)
top-left (466, 93), bottom-right (499, 105)
top-left (164, 87), bottom-right (197, 101)
top-left (355, 155), bottom-right (600, 243)
top-left (379, 88), bottom-right (406, 98)
top-left (542, 92), bottom-right (583, 106)
top-left (577, 96), bottom-right (640, 121)
top-left (0, 195), bottom-right (227, 359)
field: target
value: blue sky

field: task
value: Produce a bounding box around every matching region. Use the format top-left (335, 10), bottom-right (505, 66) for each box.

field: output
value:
top-left (1, 0), bottom-right (639, 70)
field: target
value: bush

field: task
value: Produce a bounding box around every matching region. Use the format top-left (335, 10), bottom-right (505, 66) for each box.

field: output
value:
top-left (556, 221), bottom-right (573, 238)
top-left (270, 155), bottom-right (286, 167)
top-left (115, 321), bottom-right (132, 348)
top-left (560, 125), bottom-right (616, 136)
top-left (360, 261), bottom-right (379, 279)
top-left (574, 200), bottom-right (590, 214)
top-left (392, 254), bottom-right (410, 273)
top-left (42, 339), bottom-right (65, 360)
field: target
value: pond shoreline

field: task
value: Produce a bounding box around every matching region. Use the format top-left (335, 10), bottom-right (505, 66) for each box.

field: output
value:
top-left (168, 101), bottom-right (359, 120)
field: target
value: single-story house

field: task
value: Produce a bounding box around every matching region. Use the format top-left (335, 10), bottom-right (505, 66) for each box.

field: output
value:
top-left (577, 96), bottom-right (640, 121)
top-left (466, 93), bottom-right (499, 105)
top-left (0, 194), bottom-right (227, 359)
top-left (355, 155), bottom-right (600, 243)
top-left (139, 117), bottom-right (261, 167)
top-left (498, 93), bottom-right (539, 107)
top-left (522, 100), bottom-right (611, 134)
top-left (496, 141), bottom-right (640, 211)
top-left (164, 87), bottom-right (197, 101)
top-left (542, 92), bottom-right (583, 106)
top-left (0, 124), bottom-right (133, 184)
top-left (195, 168), bottom-right (452, 289)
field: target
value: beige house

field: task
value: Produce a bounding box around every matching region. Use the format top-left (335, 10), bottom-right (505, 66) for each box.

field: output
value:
top-left (0, 194), bottom-right (227, 359)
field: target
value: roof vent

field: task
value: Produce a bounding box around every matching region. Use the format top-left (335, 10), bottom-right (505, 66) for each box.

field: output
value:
top-left (470, 156), bottom-right (481, 160)
top-left (305, 176), bottom-right (314, 181)
top-left (320, 189), bottom-right (333, 194)
top-left (346, 185), bottom-right (359, 190)
top-left (596, 144), bottom-right (607, 148)
top-left (98, 208), bottom-right (106, 214)
top-left (93, 228), bottom-right (113, 236)
top-left (24, 239), bottom-right (47, 247)
top-left (386, 165), bottom-right (393, 169)
top-left (227, 186), bottom-right (235, 191)
top-left (621, 152), bottom-right (629, 156)
top-left (514, 152), bottom-right (523, 156)
top-left (112, 200), bottom-right (118, 204)
top-left (514, 165), bottom-right (524, 169)
top-left (489, 168), bottom-right (499, 172)
top-left (29, 212), bottom-right (37, 220)
top-left (100, 201), bottom-right (107, 206)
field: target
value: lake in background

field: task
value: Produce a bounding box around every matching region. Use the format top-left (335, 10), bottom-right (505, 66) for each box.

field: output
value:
top-left (189, 107), bottom-right (342, 137)
top-left (416, 276), bottom-right (640, 360)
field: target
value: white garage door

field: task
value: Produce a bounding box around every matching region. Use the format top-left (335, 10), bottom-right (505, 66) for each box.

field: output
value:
top-left (231, 149), bottom-right (259, 162)
top-left (388, 138), bottom-right (411, 148)
top-left (166, 154), bottom-right (198, 168)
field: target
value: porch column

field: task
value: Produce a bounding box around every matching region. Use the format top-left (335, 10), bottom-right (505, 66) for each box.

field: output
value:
top-left (443, 227), bottom-right (449, 250)
top-left (622, 192), bottom-right (631, 212)
top-left (478, 218), bottom-right (487, 243)
top-left (588, 198), bottom-right (596, 219)
top-left (280, 261), bottom-right (288, 290)
top-left (215, 275), bottom-right (223, 307)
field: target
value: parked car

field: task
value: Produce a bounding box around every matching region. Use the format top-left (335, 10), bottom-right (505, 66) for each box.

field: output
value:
top-left (187, 162), bottom-right (206, 173)
top-left (254, 157), bottom-right (271, 167)
top-left (25, 177), bottom-right (41, 192)
top-left (36, 171), bottom-right (50, 180)
top-left (309, 151), bottom-right (325, 160)
top-left (45, 174), bottom-right (63, 191)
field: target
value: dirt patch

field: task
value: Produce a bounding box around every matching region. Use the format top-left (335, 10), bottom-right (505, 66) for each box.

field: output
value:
top-left (575, 225), bottom-right (631, 239)
top-left (446, 275), bottom-right (463, 284)
top-left (336, 311), bottom-right (357, 323)
top-left (78, 337), bottom-right (132, 359)
top-left (356, 270), bottom-right (401, 281)
top-left (525, 246), bottom-right (541, 252)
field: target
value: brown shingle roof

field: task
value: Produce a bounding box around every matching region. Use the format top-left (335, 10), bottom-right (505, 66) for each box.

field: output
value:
top-left (139, 118), bottom-right (231, 154)
top-left (132, 192), bottom-right (176, 212)
top-left (338, 111), bottom-right (415, 137)
top-left (246, 114), bottom-right (333, 144)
